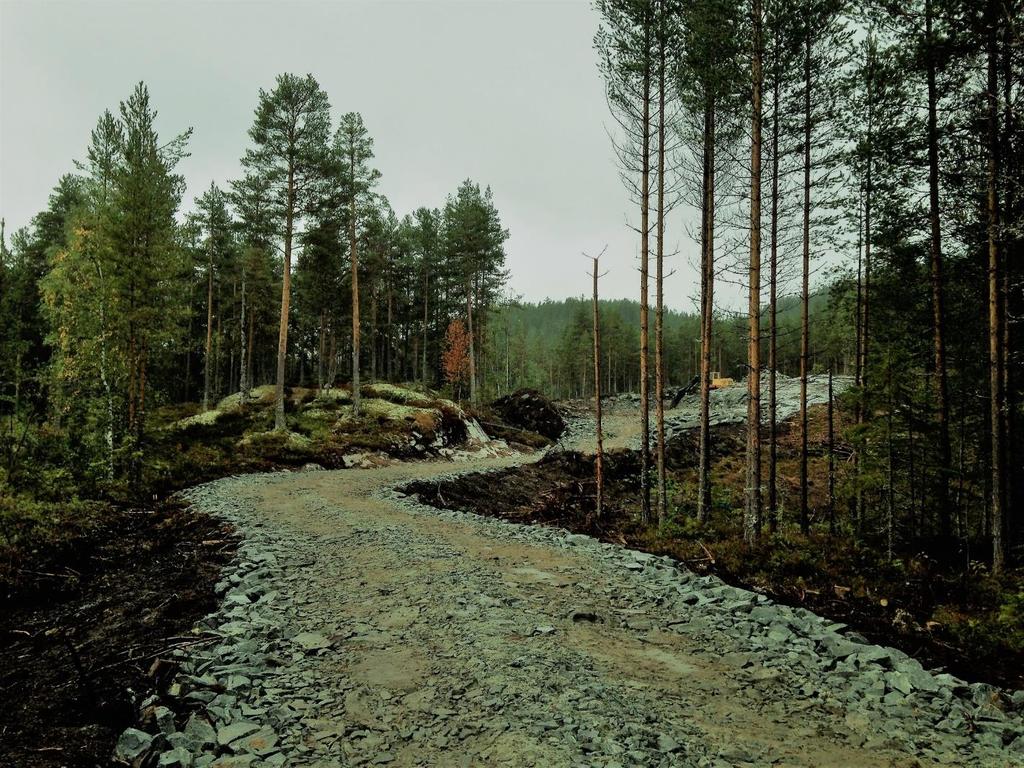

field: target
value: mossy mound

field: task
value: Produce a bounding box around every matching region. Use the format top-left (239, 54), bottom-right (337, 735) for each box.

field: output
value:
top-left (360, 399), bottom-right (441, 433)
top-left (152, 381), bottom-right (529, 482)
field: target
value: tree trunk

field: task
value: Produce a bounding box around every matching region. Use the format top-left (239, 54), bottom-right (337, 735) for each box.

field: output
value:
top-left (318, 309), bottom-right (326, 390)
top-left (203, 243), bottom-right (214, 412)
top-left (95, 261), bottom-right (114, 480)
top-left (239, 267), bottom-right (249, 401)
top-left (422, 267), bottom-right (430, 385)
top-left (887, 358), bottom-right (895, 561)
top-left (593, 259), bottom-right (605, 519)
top-left (247, 308), bottom-right (255, 393)
top-left (274, 170), bottom-right (294, 431)
top-left (925, 0), bottom-right (953, 538)
top-left (856, 39), bottom-right (875, 535)
top-left (634, 36), bottom-right (653, 524)
top-left (387, 278), bottom-right (394, 382)
top-left (1000, 16), bottom-right (1018, 544)
top-left (698, 96), bottom-right (716, 524)
top-left (987, 9), bottom-right (1006, 573)
top-left (351, 151), bottom-right (362, 416)
top-left (828, 368), bottom-right (836, 535)
top-left (654, 4), bottom-right (668, 524)
top-left (799, 25), bottom-right (811, 536)
top-left (328, 325), bottom-right (338, 386)
top-left (371, 285), bottom-right (378, 382)
top-left (746, 0), bottom-right (764, 543)
top-left (467, 283), bottom-right (477, 405)
top-left (768, 45), bottom-right (780, 532)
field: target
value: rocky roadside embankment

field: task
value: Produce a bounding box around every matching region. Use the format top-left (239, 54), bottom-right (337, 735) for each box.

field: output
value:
top-left (112, 440), bottom-right (1024, 768)
top-left (609, 372), bottom-right (851, 452)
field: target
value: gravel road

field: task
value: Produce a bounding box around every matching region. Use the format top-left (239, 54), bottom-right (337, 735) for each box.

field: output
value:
top-left (133, 430), bottom-right (1024, 768)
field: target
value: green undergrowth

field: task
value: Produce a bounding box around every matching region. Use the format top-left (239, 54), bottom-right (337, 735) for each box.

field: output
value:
top-left (0, 382), bottom-right (507, 610)
top-left (148, 383), bottom-right (475, 491)
top-left (1, 382), bottom-right (538, 586)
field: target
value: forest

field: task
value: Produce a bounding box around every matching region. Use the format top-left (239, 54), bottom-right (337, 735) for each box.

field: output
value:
top-left (0, 76), bottom-right (509, 501)
top-left (2, 0), bottom-right (1024, 765)
top-left (586, 0), bottom-right (1023, 571)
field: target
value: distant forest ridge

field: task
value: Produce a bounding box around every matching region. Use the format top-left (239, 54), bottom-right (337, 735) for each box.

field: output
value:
top-left (483, 292), bottom-right (841, 400)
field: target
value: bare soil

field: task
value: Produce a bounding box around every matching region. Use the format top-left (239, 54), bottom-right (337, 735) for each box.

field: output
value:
top-left (0, 501), bottom-right (237, 766)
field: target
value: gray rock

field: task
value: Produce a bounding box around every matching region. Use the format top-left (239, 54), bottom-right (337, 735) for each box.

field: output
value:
top-left (720, 653), bottom-right (753, 669)
top-left (1012, 690), bottom-right (1024, 711)
top-left (818, 634), bottom-right (859, 660)
top-left (184, 714), bottom-right (217, 751)
top-left (888, 671), bottom-right (914, 696)
top-left (233, 726), bottom-right (279, 756)
top-left (154, 706), bottom-right (177, 735)
top-left (657, 733), bottom-right (681, 753)
top-left (157, 747), bottom-right (194, 767)
top-left (292, 632), bottom-right (331, 651)
top-left (217, 721), bottom-right (260, 747)
top-left (115, 728), bottom-right (154, 763)
top-left (1009, 734), bottom-right (1024, 754)
top-left (210, 756), bottom-right (256, 768)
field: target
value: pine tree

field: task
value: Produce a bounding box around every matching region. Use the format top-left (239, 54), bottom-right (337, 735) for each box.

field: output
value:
top-left (746, 0), bottom-right (765, 542)
top-left (194, 182), bottom-right (234, 411)
top-left (333, 112), bottom-right (380, 415)
top-left (240, 73), bottom-right (331, 430)
top-left (596, 0), bottom-right (656, 522)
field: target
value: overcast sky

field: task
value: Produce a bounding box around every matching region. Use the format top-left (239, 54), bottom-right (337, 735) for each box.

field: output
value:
top-left (1, 0), bottom-right (729, 312)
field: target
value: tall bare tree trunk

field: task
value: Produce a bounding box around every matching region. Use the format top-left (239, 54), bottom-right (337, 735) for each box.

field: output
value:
top-left (856, 38), bottom-right (875, 534)
top-left (422, 268), bottom-right (430, 385)
top-left (387, 278), bottom-right (394, 381)
top-left (799, 26), bottom-right (811, 536)
top-left (925, 0), bottom-right (953, 538)
top-left (886, 356), bottom-right (895, 561)
top-left (371, 286), bottom-right (379, 382)
top-left (828, 368), bottom-right (836, 535)
top-left (467, 283), bottom-right (477, 405)
top-left (855, 191), bottom-right (863, 393)
top-left (247, 309), bottom-right (255, 392)
top-left (746, 0), bottom-right (764, 543)
top-left (768, 49), bottom-right (781, 533)
top-left (592, 256), bottom-right (605, 520)
top-left (987, 9), bottom-right (1006, 573)
top-left (203, 243), bottom-right (214, 412)
top-left (328, 325), bottom-right (338, 386)
top-left (655, 8), bottom-right (668, 524)
top-left (698, 96), bottom-right (716, 524)
top-left (318, 309), bottom-right (326, 390)
top-left (274, 172), bottom-right (294, 431)
top-left (639, 30), bottom-right (653, 524)
top-left (350, 152), bottom-right (362, 416)
top-left (1001, 22), bottom-right (1017, 542)
top-left (94, 261), bottom-right (114, 480)
top-left (239, 267), bottom-right (249, 401)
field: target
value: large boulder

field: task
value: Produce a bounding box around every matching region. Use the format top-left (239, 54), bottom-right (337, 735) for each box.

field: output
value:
top-left (491, 389), bottom-right (565, 441)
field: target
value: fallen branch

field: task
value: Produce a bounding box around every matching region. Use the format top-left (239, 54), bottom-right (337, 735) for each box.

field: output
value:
top-left (88, 635), bottom-right (218, 676)
top-left (698, 539), bottom-right (716, 566)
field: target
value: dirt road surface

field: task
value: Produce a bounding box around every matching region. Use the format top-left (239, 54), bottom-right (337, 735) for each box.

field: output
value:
top-left (169, 432), bottom-right (1021, 767)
